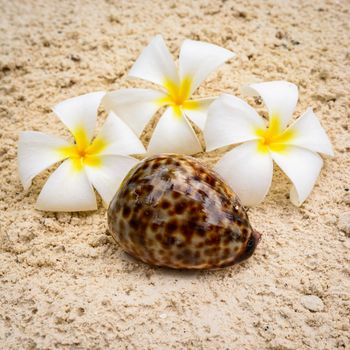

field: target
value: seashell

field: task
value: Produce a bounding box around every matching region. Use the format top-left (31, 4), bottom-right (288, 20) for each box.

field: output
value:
top-left (108, 154), bottom-right (261, 269)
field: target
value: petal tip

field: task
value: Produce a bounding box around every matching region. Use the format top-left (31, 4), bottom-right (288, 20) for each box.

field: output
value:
top-left (21, 180), bottom-right (31, 192)
top-left (35, 195), bottom-right (98, 212)
top-left (52, 90), bottom-right (106, 112)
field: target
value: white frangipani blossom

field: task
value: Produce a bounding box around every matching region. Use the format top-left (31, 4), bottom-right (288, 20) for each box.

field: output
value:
top-left (204, 81), bottom-right (333, 206)
top-left (18, 92), bottom-right (145, 212)
top-left (103, 35), bottom-right (235, 155)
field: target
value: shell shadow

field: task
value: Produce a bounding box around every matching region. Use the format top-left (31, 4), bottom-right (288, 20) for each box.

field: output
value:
top-left (120, 250), bottom-right (251, 280)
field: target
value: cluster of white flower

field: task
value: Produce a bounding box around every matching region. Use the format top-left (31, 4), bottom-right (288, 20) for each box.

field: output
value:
top-left (18, 35), bottom-right (333, 212)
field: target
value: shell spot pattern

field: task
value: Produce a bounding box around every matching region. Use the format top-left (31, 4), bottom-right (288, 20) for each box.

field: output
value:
top-left (108, 154), bottom-right (261, 270)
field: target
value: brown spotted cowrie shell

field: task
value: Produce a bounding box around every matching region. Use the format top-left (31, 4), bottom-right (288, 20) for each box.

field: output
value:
top-left (108, 154), bottom-right (261, 269)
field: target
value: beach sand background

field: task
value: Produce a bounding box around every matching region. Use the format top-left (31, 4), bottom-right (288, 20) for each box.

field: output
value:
top-left (1, 0), bottom-right (349, 348)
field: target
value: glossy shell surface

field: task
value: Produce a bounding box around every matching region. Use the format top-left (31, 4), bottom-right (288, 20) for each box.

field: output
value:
top-left (108, 154), bottom-right (260, 269)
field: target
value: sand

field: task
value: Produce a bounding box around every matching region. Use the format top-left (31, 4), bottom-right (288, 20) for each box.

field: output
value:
top-left (1, 0), bottom-right (349, 349)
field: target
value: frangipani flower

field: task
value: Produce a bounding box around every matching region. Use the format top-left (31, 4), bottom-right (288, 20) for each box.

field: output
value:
top-left (18, 92), bottom-right (145, 212)
top-left (103, 35), bottom-right (235, 155)
top-left (204, 81), bottom-right (333, 206)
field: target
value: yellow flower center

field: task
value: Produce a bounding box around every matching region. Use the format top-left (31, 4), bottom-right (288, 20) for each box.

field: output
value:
top-left (255, 115), bottom-right (295, 153)
top-left (158, 76), bottom-right (199, 117)
top-left (58, 127), bottom-right (107, 171)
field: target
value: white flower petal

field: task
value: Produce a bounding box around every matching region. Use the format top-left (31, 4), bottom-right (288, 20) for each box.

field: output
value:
top-left (102, 88), bottom-right (167, 136)
top-left (147, 107), bottom-right (202, 155)
top-left (18, 131), bottom-right (71, 191)
top-left (53, 91), bottom-right (105, 142)
top-left (271, 146), bottom-right (323, 206)
top-left (36, 159), bottom-right (97, 212)
top-left (85, 155), bottom-right (138, 206)
top-left (215, 141), bottom-right (273, 206)
top-left (183, 97), bottom-right (215, 130)
top-left (204, 94), bottom-right (264, 151)
top-left (244, 81), bottom-right (298, 128)
top-left (95, 112), bottom-right (145, 156)
top-left (129, 35), bottom-right (179, 87)
top-left (284, 108), bottom-right (333, 156)
top-left (179, 39), bottom-right (235, 94)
